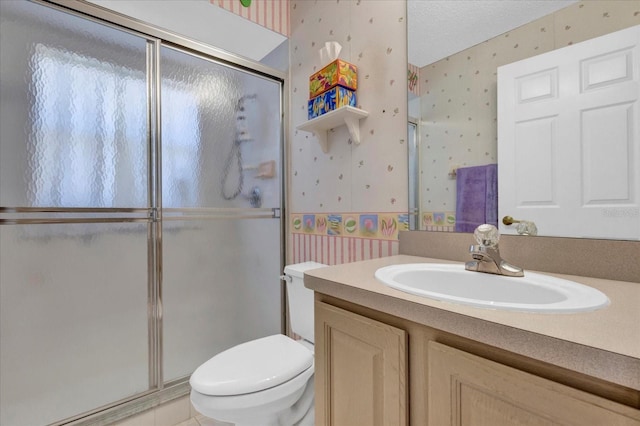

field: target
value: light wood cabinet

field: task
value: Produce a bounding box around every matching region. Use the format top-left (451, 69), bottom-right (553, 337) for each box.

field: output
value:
top-left (429, 341), bottom-right (640, 426)
top-left (314, 301), bottom-right (408, 426)
top-left (314, 297), bottom-right (640, 426)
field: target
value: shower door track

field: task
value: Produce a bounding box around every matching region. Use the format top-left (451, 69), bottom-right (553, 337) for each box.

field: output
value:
top-left (7, 1), bottom-right (288, 425)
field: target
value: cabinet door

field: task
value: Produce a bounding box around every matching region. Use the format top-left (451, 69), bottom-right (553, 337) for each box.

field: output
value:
top-left (428, 341), bottom-right (640, 426)
top-left (315, 301), bottom-right (408, 426)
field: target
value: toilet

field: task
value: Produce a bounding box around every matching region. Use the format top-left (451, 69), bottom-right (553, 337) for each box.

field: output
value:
top-left (190, 261), bottom-right (328, 426)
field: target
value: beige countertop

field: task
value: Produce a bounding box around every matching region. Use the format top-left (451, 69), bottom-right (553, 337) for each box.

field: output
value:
top-left (305, 254), bottom-right (640, 391)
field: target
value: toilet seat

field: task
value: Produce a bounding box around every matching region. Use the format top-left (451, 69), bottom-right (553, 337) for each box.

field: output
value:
top-left (190, 334), bottom-right (313, 396)
top-left (191, 362), bottom-right (314, 412)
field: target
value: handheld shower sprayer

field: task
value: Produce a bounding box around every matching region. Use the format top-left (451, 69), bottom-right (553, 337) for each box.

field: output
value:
top-left (221, 94), bottom-right (258, 201)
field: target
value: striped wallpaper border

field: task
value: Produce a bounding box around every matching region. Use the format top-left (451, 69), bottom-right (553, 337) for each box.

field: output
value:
top-left (408, 63), bottom-right (420, 96)
top-left (291, 234), bottom-right (399, 265)
top-left (211, 0), bottom-right (290, 37)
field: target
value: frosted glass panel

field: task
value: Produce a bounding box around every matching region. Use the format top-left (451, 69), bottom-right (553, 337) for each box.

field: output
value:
top-left (0, 1), bottom-right (149, 208)
top-left (161, 46), bottom-right (282, 209)
top-left (161, 46), bottom-right (283, 382)
top-left (1, 2), bottom-right (152, 424)
top-left (0, 223), bottom-right (149, 425)
top-left (162, 219), bottom-right (282, 381)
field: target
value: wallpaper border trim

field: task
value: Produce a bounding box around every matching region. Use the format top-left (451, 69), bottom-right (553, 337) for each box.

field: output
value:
top-left (290, 211), bottom-right (409, 240)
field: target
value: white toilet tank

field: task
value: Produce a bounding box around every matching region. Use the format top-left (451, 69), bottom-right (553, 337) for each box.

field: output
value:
top-left (283, 262), bottom-right (328, 345)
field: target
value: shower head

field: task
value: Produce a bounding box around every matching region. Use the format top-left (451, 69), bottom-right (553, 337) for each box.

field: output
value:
top-left (236, 94), bottom-right (257, 111)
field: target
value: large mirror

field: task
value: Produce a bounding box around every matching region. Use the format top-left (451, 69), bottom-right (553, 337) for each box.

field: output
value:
top-left (407, 0), bottom-right (639, 240)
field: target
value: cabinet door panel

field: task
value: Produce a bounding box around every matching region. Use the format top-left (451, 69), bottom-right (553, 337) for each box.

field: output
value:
top-left (315, 301), bottom-right (407, 426)
top-left (428, 341), bottom-right (640, 426)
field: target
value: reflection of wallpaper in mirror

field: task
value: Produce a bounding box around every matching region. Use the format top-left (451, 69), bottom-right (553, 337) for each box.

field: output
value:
top-left (413, 0), bottom-right (640, 232)
top-left (408, 63), bottom-right (420, 97)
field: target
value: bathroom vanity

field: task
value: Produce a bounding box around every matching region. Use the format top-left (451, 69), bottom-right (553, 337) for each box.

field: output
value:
top-left (304, 255), bottom-right (640, 425)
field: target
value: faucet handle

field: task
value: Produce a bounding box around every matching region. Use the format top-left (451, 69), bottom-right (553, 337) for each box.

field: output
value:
top-left (473, 224), bottom-right (500, 247)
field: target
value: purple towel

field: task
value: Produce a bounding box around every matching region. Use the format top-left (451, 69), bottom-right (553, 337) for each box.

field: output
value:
top-left (454, 164), bottom-right (498, 233)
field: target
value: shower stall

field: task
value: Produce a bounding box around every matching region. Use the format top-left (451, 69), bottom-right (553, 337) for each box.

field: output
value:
top-left (0, 1), bottom-right (285, 424)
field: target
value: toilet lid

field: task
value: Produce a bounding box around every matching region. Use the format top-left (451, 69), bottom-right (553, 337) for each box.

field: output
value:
top-left (189, 334), bottom-right (313, 396)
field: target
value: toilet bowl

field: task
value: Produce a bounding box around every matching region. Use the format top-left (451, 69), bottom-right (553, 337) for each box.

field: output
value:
top-left (190, 262), bottom-right (328, 426)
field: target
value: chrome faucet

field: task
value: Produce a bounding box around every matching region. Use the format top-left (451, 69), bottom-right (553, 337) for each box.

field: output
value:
top-left (465, 224), bottom-right (524, 277)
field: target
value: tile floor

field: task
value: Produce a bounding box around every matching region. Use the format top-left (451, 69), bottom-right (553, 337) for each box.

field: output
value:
top-left (112, 395), bottom-right (231, 426)
top-left (174, 414), bottom-right (230, 426)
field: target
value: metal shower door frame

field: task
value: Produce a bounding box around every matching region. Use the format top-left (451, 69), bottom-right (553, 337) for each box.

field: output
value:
top-left (1, 1), bottom-right (288, 424)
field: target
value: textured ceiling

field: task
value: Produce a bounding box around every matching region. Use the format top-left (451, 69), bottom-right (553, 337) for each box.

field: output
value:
top-left (408, 0), bottom-right (578, 67)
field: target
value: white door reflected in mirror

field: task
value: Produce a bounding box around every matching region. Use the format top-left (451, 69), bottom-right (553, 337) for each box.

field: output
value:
top-left (498, 25), bottom-right (640, 240)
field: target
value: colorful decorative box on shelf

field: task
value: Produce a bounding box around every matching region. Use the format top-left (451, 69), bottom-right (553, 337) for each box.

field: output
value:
top-left (308, 86), bottom-right (357, 120)
top-left (309, 59), bottom-right (357, 98)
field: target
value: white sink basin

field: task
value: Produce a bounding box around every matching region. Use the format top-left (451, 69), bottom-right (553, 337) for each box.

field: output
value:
top-left (374, 263), bottom-right (609, 313)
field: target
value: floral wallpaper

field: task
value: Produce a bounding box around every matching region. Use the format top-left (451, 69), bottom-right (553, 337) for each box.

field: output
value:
top-left (418, 0), bottom-right (640, 230)
top-left (288, 0), bottom-right (408, 264)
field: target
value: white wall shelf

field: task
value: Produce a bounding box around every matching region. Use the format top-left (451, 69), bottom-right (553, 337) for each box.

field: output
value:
top-left (296, 106), bottom-right (369, 153)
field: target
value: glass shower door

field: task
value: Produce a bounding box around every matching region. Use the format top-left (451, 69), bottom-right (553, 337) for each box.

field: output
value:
top-left (0, 2), bottom-right (152, 424)
top-left (1, 1), bottom-right (286, 423)
top-left (160, 45), bottom-right (284, 382)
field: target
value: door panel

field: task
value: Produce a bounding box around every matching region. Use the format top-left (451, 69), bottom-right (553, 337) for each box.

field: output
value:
top-left (0, 222), bottom-right (149, 425)
top-left (498, 25), bottom-right (640, 239)
top-left (162, 217), bottom-right (282, 381)
top-left (0, 0), bottom-right (149, 209)
top-left (160, 45), bottom-right (283, 382)
top-left (0, 2), bottom-right (153, 424)
top-left (160, 45), bottom-right (282, 210)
